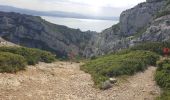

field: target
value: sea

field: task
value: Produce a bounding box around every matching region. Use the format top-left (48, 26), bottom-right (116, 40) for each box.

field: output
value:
top-left (41, 16), bottom-right (119, 32)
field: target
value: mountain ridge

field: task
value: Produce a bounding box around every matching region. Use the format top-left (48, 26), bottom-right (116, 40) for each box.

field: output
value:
top-left (0, 11), bottom-right (96, 57)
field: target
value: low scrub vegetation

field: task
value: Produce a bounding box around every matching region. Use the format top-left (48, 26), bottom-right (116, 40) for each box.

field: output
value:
top-left (0, 52), bottom-right (26, 73)
top-left (156, 10), bottom-right (170, 18)
top-left (81, 50), bottom-right (159, 88)
top-left (0, 46), bottom-right (56, 65)
top-left (155, 59), bottom-right (170, 100)
top-left (130, 42), bottom-right (170, 55)
top-left (0, 46), bottom-right (56, 73)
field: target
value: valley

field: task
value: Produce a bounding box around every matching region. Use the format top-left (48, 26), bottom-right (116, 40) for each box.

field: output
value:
top-left (0, 0), bottom-right (170, 99)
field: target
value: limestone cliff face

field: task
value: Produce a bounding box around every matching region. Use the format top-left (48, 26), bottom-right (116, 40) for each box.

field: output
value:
top-left (119, 0), bottom-right (166, 36)
top-left (134, 2), bottom-right (170, 42)
top-left (137, 15), bottom-right (170, 42)
top-left (83, 24), bottom-right (129, 57)
top-left (83, 0), bottom-right (168, 57)
top-left (0, 11), bottom-right (94, 57)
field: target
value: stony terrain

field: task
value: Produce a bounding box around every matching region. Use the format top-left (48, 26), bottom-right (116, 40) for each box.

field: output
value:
top-left (0, 37), bottom-right (17, 47)
top-left (0, 61), bottom-right (160, 100)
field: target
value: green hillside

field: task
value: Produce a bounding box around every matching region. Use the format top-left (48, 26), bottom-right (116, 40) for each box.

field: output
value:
top-left (81, 42), bottom-right (170, 89)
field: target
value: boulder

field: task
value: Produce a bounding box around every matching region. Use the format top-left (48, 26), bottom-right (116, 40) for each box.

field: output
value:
top-left (109, 78), bottom-right (117, 84)
top-left (101, 80), bottom-right (112, 90)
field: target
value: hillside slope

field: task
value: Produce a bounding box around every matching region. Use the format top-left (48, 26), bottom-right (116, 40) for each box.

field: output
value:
top-left (84, 0), bottom-right (169, 57)
top-left (0, 11), bottom-right (95, 57)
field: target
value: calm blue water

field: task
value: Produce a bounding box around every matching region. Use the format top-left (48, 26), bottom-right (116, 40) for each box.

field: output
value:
top-left (41, 16), bottom-right (118, 32)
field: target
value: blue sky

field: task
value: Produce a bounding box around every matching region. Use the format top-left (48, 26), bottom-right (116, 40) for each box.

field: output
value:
top-left (0, 0), bottom-right (146, 17)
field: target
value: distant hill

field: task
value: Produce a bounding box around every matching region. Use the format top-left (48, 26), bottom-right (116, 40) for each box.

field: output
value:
top-left (0, 11), bottom-right (95, 57)
top-left (0, 5), bottom-right (118, 21)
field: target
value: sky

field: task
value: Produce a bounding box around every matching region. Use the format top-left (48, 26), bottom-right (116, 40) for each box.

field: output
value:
top-left (0, 0), bottom-right (146, 17)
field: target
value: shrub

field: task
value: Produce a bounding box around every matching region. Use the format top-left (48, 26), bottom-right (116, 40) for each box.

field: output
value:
top-left (156, 10), bottom-right (170, 18)
top-left (155, 59), bottom-right (170, 100)
top-left (130, 42), bottom-right (170, 55)
top-left (81, 50), bottom-right (159, 88)
top-left (0, 46), bottom-right (56, 65)
top-left (155, 59), bottom-right (170, 88)
top-left (40, 51), bottom-right (56, 63)
top-left (0, 52), bottom-right (26, 73)
top-left (90, 56), bottom-right (97, 60)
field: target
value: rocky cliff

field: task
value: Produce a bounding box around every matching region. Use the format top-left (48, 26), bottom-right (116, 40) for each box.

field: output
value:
top-left (120, 0), bottom-right (166, 36)
top-left (136, 0), bottom-right (170, 42)
top-left (83, 0), bottom-right (169, 57)
top-left (0, 11), bottom-right (95, 57)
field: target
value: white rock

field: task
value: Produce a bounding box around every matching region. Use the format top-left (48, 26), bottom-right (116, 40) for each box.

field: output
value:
top-left (109, 78), bottom-right (117, 84)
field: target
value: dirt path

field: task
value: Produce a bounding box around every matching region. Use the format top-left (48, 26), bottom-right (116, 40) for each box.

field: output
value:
top-left (0, 61), bottom-right (160, 100)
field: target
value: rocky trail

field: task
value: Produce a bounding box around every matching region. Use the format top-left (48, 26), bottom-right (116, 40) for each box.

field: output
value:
top-left (0, 61), bottom-right (160, 100)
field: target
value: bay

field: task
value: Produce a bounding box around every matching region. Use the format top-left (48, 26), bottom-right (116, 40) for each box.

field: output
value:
top-left (41, 16), bottom-right (119, 32)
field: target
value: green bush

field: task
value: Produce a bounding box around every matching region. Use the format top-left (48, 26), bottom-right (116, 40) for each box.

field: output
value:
top-left (0, 46), bottom-right (56, 65)
top-left (155, 59), bottom-right (170, 100)
top-left (81, 50), bottom-right (159, 88)
top-left (40, 51), bottom-right (56, 63)
top-left (130, 42), bottom-right (170, 55)
top-left (156, 10), bottom-right (170, 18)
top-left (0, 52), bottom-right (26, 73)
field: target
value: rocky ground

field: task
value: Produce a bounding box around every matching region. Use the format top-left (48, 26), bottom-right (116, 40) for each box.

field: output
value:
top-left (0, 37), bottom-right (18, 47)
top-left (0, 61), bottom-right (160, 100)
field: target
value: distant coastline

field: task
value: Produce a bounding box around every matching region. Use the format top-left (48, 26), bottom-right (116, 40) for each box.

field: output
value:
top-left (0, 5), bottom-right (119, 21)
top-left (42, 16), bottom-right (119, 32)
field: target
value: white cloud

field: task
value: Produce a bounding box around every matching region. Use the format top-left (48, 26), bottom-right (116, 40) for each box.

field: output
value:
top-left (67, 0), bottom-right (146, 8)
top-left (0, 0), bottom-right (146, 17)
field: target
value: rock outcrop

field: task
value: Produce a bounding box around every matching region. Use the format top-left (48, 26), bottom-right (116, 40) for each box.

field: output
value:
top-left (137, 15), bottom-right (170, 42)
top-left (135, 1), bottom-right (170, 42)
top-left (120, 0), bottom-right (166, 36)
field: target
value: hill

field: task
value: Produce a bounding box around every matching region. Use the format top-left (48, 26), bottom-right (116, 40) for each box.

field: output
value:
top-left (84, 0), bottom-right (170, 57)
top-left (0, 11), bottom-right (96, 57)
